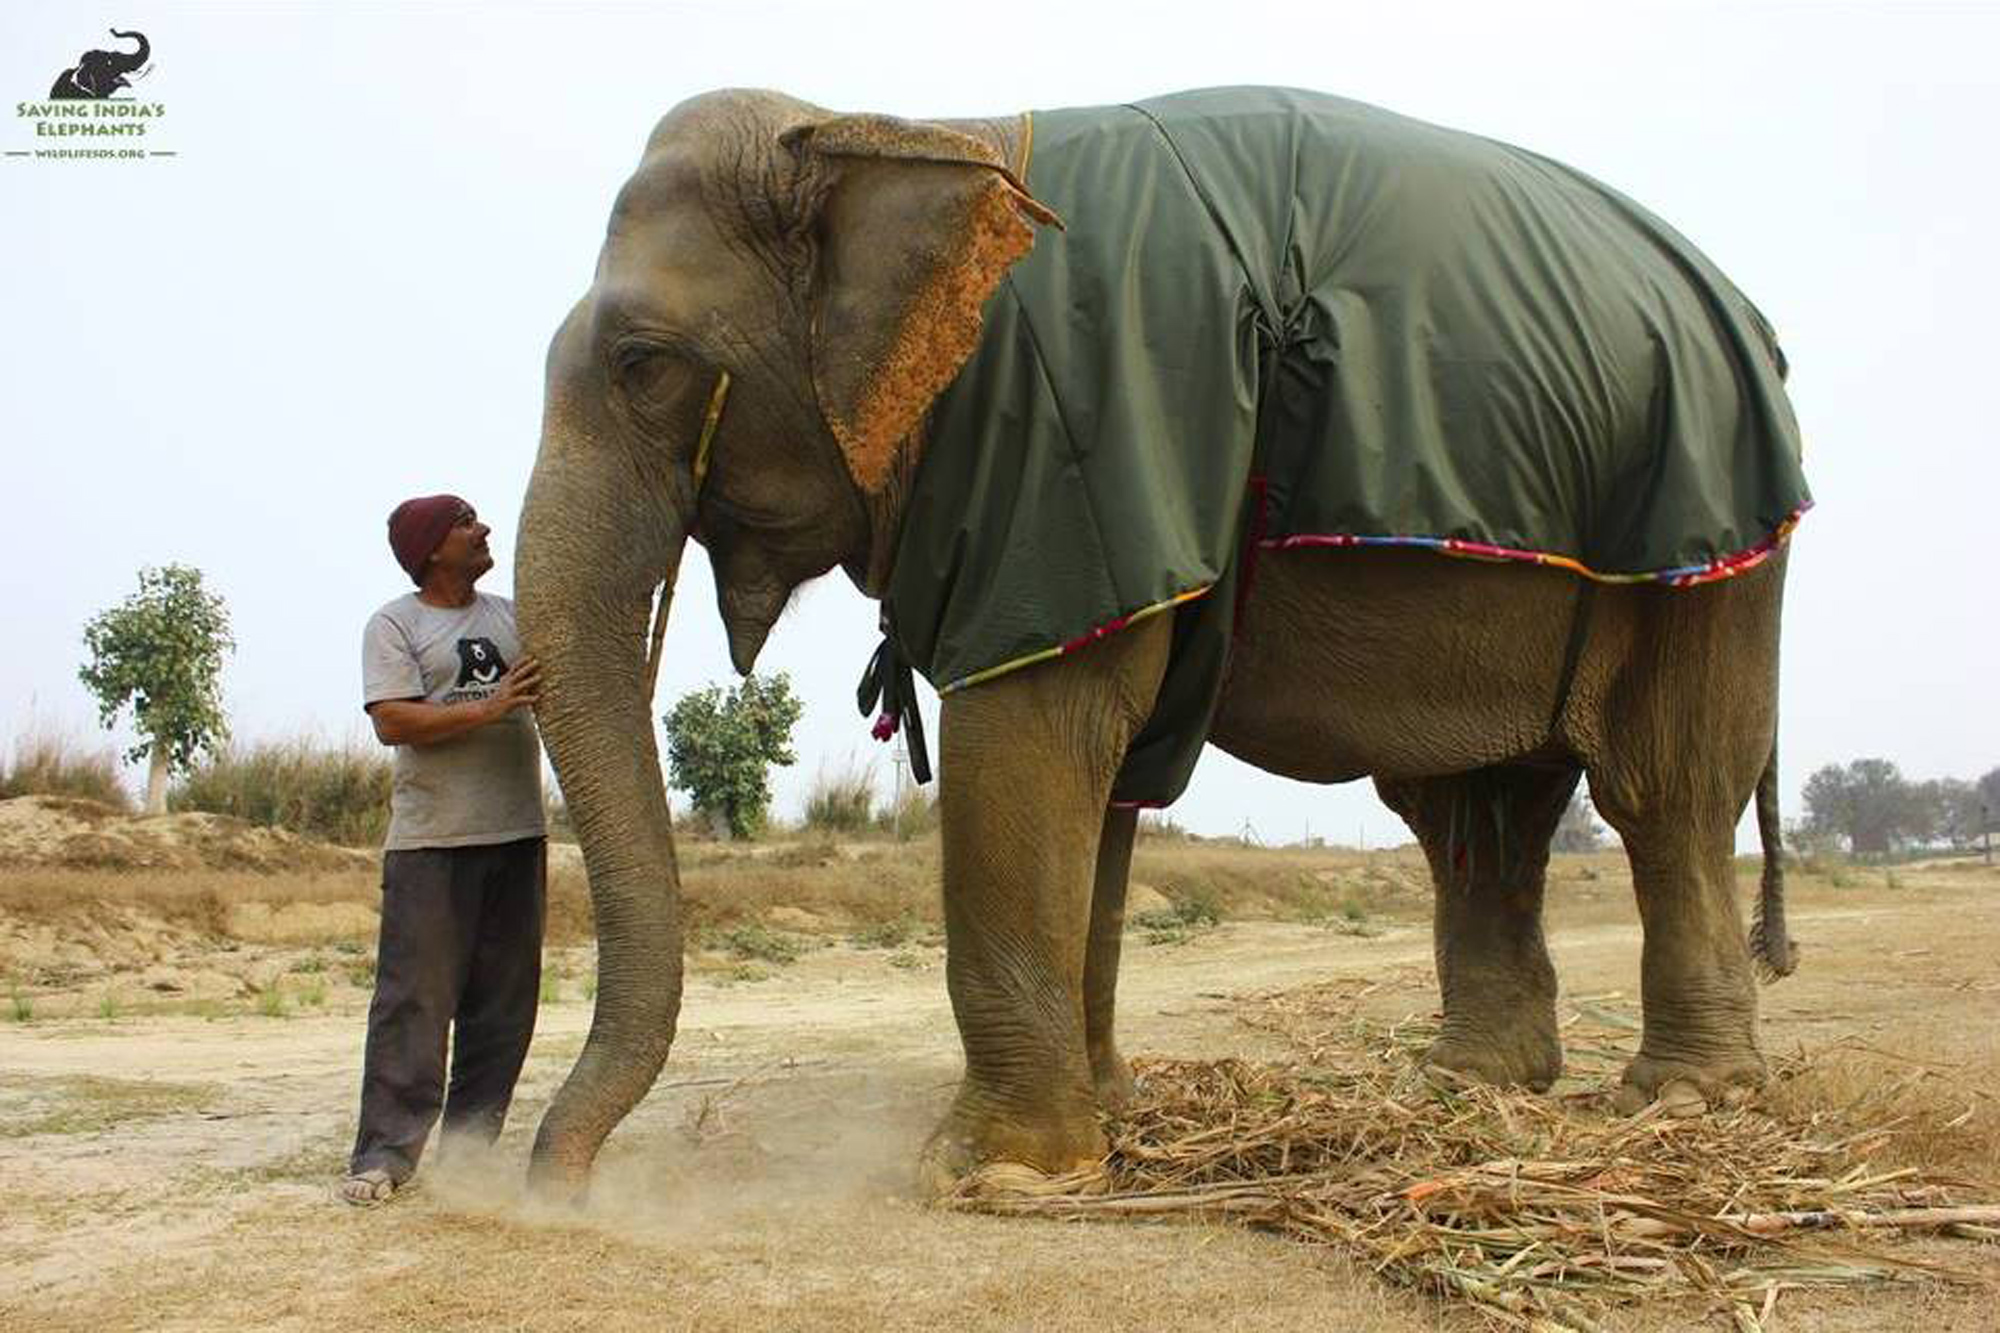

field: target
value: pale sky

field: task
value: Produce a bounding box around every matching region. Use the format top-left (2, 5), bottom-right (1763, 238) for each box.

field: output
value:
top-left (3, 0), bottom-right (1993, 846)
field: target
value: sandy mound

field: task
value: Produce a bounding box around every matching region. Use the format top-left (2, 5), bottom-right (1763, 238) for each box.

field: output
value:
top-left (0, 796), bottom-right (375, 873)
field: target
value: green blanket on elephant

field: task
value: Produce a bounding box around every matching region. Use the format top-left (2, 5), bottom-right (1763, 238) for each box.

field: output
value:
top-left (883, 87), bottom-right (1811, 805)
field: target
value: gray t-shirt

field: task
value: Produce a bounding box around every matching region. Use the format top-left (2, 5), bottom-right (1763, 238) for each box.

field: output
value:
top-left (362, 591), bottom-right (546, 851)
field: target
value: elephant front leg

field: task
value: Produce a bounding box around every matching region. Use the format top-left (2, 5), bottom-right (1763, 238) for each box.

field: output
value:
top-left (924, 620), bottom-right (1171, 1192)
top-left (1377, 767), bottom-right (1575, 1091)
top-left (1083, 805), bottom-right (1139, 1113)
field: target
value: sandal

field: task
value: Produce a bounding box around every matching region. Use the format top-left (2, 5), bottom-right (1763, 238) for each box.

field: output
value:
top-left (336, 1167), bottom-right (399, 1207)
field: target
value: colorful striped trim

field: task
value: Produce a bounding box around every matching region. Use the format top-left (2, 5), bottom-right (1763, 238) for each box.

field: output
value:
top-left (1260, 501), bottom-right (1811, 589)
top-left (933, 502), bottom-right (1809, 697)
top-left (935, 584), bottom-right (1214, 695)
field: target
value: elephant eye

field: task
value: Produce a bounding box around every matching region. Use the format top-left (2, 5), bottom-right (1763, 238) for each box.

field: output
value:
top-left (613, 342), bottom-right (713, 445)
top-left (615, 344), bottom-right (684, 404)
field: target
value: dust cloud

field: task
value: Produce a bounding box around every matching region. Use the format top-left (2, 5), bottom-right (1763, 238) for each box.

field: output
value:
top-left (424, 1062), bottom-right (949, 1242)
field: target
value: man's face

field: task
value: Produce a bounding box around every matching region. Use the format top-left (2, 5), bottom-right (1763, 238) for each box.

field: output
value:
top-left (428, 505), bottom-right (493, 583)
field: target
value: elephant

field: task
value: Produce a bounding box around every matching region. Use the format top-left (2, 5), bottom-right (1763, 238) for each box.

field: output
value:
top-left (514, 86), bottom-right (1811, 1197)
top-left (50, 30), bottom-right (150, 100)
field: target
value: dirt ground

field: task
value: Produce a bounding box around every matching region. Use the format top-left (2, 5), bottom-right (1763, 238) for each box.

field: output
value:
top-left (1, 840), bottom-right (1996, 1331)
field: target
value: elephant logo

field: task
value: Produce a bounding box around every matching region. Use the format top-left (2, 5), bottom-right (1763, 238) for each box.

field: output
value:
top-left (454, 637), bottom-right (509, 689)
top-left (50, 29), bottom-right (151, 100)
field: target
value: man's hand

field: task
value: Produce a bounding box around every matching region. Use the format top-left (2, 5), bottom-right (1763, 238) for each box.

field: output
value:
top-left (484, 657), bottom-right (542, 720)
top-left (368, 656), bottom-right (545, 747)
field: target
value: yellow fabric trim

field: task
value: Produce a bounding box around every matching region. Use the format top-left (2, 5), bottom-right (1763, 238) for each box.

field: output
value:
top-left (691, 369), bottom-right (731, 489)
top-left (936, 583), bottom-right (1213, 695)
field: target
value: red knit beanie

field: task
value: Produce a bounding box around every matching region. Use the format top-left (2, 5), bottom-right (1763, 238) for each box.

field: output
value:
top-left (387, 494), bottom-right (470, 585)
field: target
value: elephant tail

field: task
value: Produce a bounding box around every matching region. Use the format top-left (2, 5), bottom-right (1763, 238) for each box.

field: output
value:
top-left (1748, 737), bottom-right (1797, 981)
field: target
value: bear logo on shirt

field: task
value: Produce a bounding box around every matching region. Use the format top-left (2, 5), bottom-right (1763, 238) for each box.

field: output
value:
top-left (454, 637), bottom-right (508, 689)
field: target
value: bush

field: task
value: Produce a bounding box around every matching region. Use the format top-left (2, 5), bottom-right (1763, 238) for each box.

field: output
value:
top-left (803, 763), bottom-right (875, 832)
top-left (711, 922), bottom-right (807, 965)
top-left (662, 673), bottom-right (803, 839)
top-left (0, 725), bottom-right (129, 809)
top-left (1162, 879), bottom-right (1224, 928)
top-left (171, 735), bottom-right (391, 846)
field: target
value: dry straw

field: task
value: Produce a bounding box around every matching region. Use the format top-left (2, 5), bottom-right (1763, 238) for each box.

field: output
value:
top-left (945, 980), bottom-right (1997, 1331)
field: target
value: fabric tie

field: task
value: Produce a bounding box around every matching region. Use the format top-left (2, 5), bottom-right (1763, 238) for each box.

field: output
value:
top-left (855, 615), bottom-right (932, 784)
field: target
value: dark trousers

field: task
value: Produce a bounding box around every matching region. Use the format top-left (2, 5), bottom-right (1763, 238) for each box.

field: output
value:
top-left (349, 836), bottom-right (546, 1182)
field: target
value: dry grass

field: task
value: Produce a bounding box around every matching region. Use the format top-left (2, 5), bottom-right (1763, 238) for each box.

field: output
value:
top-left (0, 1073), bottom-right (217, 1138)
top-left (0, 726), bottom-right (128, 810)
top-left (1132, 841), bottom-right (1433, 924)
top-left (171, 733), bottom-right (392, 847)
top-left (0, 866), bottom-right (381, 939)
top-left (1761, 1042), bottom-right (2000, 1184)
top-left (801, 762), bottom-right (877, 833)
top-left (950, 985), bottom-right (2000, 1332)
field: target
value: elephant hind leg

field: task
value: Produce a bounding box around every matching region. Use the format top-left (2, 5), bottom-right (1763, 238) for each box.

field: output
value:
top-left (1377, 764), bottom-right (1578, 1091)
top-left (1083, 805), bottom-right (1139, 1113)
top-left (1579, 562), bottom-right (1784, 1115)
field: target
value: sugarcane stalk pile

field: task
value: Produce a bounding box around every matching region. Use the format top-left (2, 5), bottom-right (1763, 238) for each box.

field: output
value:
top-left (947, 983), bottom-right (1997, 1331)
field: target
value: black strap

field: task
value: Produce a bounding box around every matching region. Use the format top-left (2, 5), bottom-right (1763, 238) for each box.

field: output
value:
top-left (856, 613), bottom-right (932, 784)
top-left (1547, 580), bottom-right (1597, 740)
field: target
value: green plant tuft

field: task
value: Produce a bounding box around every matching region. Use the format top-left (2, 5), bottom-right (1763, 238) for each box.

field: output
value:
top-left (850, 914), bottom-right (923, 950)
top-left (714, 921), bottom-right (807, 965)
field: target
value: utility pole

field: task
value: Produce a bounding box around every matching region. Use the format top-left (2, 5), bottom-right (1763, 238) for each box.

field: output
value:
top-left (889, 739), bottom-right (909, 840)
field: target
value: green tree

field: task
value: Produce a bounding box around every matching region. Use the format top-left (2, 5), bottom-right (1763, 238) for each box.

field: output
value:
top-left (1801, 757), bottom-right (1918, 856)
top-left (1914, 777), bottom-right (1980, 851)
top-left (662, 673), bottom-right (803, 839)
top-left (77, 565), bottom-right (234, 814)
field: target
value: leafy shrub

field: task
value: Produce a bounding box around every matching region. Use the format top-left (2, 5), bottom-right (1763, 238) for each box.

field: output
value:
top-left (663, 674), bottom-right (803, 839)
top-left (1132, 882), bottom-right (1224, 945)
top-left (0, 726), bottom-right (129, 809)
top-left (171, 735), bottom-right (391, 846)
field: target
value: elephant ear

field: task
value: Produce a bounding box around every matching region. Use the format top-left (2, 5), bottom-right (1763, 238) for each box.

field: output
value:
top-left (788, 114), bottom-right (1060, 492)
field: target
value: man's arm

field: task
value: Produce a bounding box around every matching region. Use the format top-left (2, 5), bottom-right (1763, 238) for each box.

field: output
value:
top-left (367, 658), bottom-right (541, 747)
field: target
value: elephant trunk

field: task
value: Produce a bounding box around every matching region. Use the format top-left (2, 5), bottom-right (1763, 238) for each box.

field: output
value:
top-left (108, 30), bottom-right (149, 73)
top-left (516, 373), bottom-right (687, 1199)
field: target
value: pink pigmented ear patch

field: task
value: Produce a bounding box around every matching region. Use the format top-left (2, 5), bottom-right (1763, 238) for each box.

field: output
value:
top-left (824, 176), bottom-right (1041, 493)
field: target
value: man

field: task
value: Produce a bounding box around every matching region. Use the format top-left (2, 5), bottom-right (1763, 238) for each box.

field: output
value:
top-left (340, 493), bottom-right (547, 1205)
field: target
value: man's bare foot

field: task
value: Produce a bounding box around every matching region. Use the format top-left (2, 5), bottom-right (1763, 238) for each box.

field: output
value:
top-left (337, 1168), bottom-right (398, 1207)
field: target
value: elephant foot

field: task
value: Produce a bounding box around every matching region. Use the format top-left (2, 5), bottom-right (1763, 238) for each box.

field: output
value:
top-left (1090, 1049), bottom-right (1138, 1114)
top-left (917, 1087), bottom-right (1106, 1200)
top-left (1612, 1050), bottom-right (1766, 1117)
top-left (1421, 1020), bottom-right (1563, 1093)
top-left (934, 1157), bottom-right (1112, 1202)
